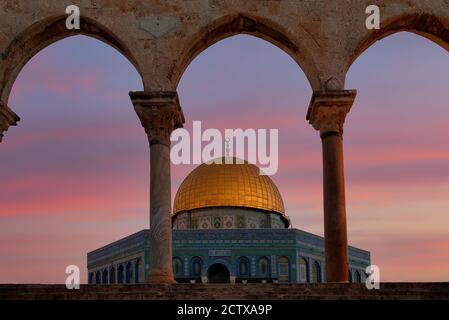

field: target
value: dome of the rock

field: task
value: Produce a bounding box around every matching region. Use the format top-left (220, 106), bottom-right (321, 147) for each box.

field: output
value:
top-left (173, 157), bottom-right (289, 229)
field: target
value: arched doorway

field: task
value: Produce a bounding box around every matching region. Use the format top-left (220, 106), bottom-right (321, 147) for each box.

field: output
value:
top-left (207, 263), bottom-right (230, 283)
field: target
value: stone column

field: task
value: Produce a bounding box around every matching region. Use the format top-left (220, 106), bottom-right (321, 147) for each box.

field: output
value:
top-left (130, 91), bottom-right (184, 283)
top-left (0, 102), bottom-right (20, 143)
top-left (307, 90), bottom-right (356, 282)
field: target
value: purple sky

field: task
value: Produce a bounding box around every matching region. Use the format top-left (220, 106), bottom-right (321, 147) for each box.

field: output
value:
top-left (0, 32), bottom-right (448, 283)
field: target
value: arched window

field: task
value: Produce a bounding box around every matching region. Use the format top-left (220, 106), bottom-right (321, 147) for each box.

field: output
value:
top-left (312, 261), bottom-right (322, 283)
top-left (109, 267), bottom-right (115, 284)
top-left (117, 265), bottom-right (124, 284)
top-left (95, 271), bottom-right (101, 284)
top-left (102, 269), bottom-right (108, 284)
top-left (299, 258), bottom-right (309, 283)
top-left (259, 257), bottom-right (270, 278)
top-left (354, 270), bottom-right (362, 283)
top-left (191, 257), bottom-right (202, 278)
top-left (278, 256), bottom-right (289, 282)
top-left (238, 257), bottom-right (250, 276)
top-left (125, 262), bottom-right (133, 284)
top-left (173, 258), bottom-right (183, 277)
top-left (88, 272), bottom-right (94, 285)
top-left (348, 269), bottom-right (353, 283)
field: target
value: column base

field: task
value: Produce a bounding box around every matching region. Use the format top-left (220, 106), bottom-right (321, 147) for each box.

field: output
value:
top-left (147, 271), bottom-right (176, 284)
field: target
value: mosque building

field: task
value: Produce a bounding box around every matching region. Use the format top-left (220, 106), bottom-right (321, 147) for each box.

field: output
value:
top-left (87, 157), bottom-right (370, 284)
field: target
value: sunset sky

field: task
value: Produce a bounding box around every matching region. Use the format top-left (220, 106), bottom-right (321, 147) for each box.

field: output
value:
top-left (0, 32), bottom-right (448, 283)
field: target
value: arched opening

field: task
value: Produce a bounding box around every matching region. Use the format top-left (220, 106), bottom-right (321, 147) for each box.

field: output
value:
top-left (175, 34), bottom-right (317, 236)
top-left (95, 271), bottom-right (101, 284)
top-left (346, 31), bottom-right (449, 281)
top-left (347, 14), bottom-right (449, 74)
top-left (354, 270), bottom-right (362, 283)
top-left (117, 265), bottom-right (124, 284)
top-left (125, 262), bottom-right (133, 284)
top-left (299, 258), bottom-right (309, 283)
top-left (348, 270), bottom-right (353, 283)
top-left (258, 257), bottom-right (270, 279)
top-left (207, 263), bottom-right (230, 284)
top-left (102, 269), bottom-right (108, 284)
top-left (173, 257), bottom-right (183, 278)
top-left (173, 14), bottom-right (319, 90)
top-left (311, 261), bottom-right (321, 283)
top-left (278, 256), bottom-right (290, 282)
top-left (191, 257), bottom-right (203, 281)
top-left (109, 267), bottom-right (116, 284)
top-left (88, 272), bottom-right (94, 285)
top-left (134, 259), bottom-right (140, 284)
top-left (0, 15), bottom-right (141, 104)
top-left (0, 34), bottom-right (144, 284)
top-left (238, 257), bottom-right (250, 278)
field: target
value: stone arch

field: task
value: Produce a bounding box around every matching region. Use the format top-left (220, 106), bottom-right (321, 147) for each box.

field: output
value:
top-left (347, 13), bottom-right (449, 74)
top-left (172, 13), bottom-right (320, 90)
top-left (0, 14), bottom-right (143, 105)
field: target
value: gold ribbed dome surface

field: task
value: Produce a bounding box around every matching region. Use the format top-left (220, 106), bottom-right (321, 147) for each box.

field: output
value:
top-left (173, 157), bottom-right (285, 215)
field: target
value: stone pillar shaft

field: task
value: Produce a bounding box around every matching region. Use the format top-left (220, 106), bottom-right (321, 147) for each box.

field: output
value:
top-left (149, 142), bottom-right (173, 282)
top-left (307, 90), bottom-right (356, 283)
top-left (321, 133), bottom-right (348, 282)
top-left (130, 91), bottom-right (184, 284)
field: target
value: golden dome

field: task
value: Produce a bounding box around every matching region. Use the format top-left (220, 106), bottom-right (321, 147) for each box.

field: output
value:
top-left (173, 157), bottom-right (286, 217)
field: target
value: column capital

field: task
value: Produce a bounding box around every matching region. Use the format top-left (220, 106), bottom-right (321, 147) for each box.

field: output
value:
top-left (129, 91), bottom-right (185, 146)
top-left (0, 103), bottom-right (20, 143)
top-left (306, 90), bottom-right (356, 137)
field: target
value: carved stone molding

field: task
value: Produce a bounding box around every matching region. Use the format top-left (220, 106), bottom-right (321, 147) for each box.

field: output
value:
top-left (129, 91), bottom-right (185, 146)
top-left (306, 90), bottom-right (357, 137)
top-left (0, 103), bottom-right (20, 143)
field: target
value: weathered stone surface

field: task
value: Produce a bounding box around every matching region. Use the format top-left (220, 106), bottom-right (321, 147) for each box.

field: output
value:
top-left (0, 102), bottom-right (19, 142)
top-left (0, 0), bottom-right (448, 139)
top-left (1, 283), bottom-right (449, 300)
top-left (307, 91), bottom-right (357, 137)
top-left (130, 91), bottom-right (184, 283)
